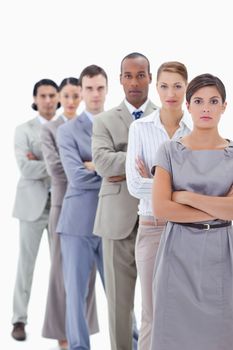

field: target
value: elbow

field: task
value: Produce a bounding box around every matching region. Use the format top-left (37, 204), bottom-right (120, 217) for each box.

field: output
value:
top-left (152, 201), bottom-right (168, 220)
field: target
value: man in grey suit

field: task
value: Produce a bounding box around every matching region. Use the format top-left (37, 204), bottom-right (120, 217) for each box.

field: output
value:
top-left (92, 53), bottom-right (157, 350)
top-left (56, 65), bottom-right (108, 350)
top-left (11, 79), bottom-right (60, 341)
top-left (41, 77), bottom-right (99, 349)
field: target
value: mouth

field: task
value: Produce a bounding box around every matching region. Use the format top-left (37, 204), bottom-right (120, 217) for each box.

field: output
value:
top-left (200, 116), bottom-right (212, 121)
top-left (129, 90), bottom-right (141, 95)
top-left (166, 99), bottom-right (177, 104)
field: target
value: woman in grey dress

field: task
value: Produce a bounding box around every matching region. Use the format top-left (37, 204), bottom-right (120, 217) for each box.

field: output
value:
top-left (150, 73), bottom-right (233, 350)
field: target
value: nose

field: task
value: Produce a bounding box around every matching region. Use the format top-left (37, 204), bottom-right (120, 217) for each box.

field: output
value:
top-left (202, 103), bottom-right (210, 112)
top-left (130, 77), bottom-right (139, 87)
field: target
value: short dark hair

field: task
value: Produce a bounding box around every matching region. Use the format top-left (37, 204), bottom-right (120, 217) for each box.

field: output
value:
top-left (32, 79), bottom-right (60, 110)
top-left (59, 77), bottom-right (80, 92)
top-left (79, 65), bottom-right (108, 87)
top-left (186, 73), bottom-right (226, 104)
top-left (120, 52), bottom-right (150, 74)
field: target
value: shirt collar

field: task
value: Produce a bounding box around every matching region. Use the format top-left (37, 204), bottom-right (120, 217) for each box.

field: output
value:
top-left (37, 115), bottom-right (54, 124)
top-left (124, 99), bottom-right (149, 117)
top-left (138, 108), bottom-right (192, 131)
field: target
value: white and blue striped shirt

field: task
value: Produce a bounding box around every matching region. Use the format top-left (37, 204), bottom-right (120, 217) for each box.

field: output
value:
top-left (126, 108), bottom-right (192, 216)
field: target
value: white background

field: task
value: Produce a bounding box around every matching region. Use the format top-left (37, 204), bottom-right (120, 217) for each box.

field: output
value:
top-left (1, 0), bottom-right (233, 349)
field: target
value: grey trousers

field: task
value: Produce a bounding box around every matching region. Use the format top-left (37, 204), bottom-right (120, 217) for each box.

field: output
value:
top-left (12, 207), bottom-right (50, 324)
top-left (42, 206), bottom-right (99, 340)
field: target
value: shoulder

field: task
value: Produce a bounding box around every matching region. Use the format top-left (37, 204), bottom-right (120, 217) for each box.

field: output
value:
top-left (94, 105), bottom-right (120, 123)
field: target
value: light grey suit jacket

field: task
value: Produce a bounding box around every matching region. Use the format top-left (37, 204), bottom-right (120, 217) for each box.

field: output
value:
top-left (56, 112), bottom-right (102, 236)
top-left (13, 117), bottom-right (51, 221)
top-left (41, 115), bottom-right (67, 206)
top-left (92, 100), bottom-right (158, 240)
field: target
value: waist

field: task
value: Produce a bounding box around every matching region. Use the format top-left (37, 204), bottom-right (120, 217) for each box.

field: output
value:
top-left (139, 215), bottom-right (167, 227)
top-left (172, 221), bottom-right (232, 231)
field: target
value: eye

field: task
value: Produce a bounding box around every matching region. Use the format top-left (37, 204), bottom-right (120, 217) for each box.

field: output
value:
top-left (124, 74), bottom-right (132, 79)
top-left (193, 98), bottom-right (202, 104)
top-left (210, 98), bottom-right (219, 105)
top-left (175, 84), bottom-right (182, 89)
top-left (160, 84), bottom-right (167, 89)
top-left (137, 73), bottom-right (146, 79)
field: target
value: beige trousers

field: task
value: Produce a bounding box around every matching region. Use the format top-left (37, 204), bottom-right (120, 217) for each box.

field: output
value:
top-left (135, 216), bottom-right (165, 350)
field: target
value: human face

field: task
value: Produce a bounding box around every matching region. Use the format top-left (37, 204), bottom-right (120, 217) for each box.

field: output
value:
top-left (81, 74), bottom-right (107, 114)
top-left (120, 57), bottom-right (152, 109)
top-left (156, 71), bottom-right (186, 110)
top-left (34, 85), bottom-right (59, 120)
top-left (59, 84), bottom-right (82, 119)
top-left (186, 86), bottom-right (227, 129)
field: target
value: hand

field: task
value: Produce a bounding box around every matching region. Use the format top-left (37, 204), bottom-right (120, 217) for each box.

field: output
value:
top-left (135, 157), bottom-right (149, 178)
top-left (172, 191), bottom-right (187, 204)
top-left (27, 152), bottom-right (38, 160)
top-left (84, 161), bottom-right (95, 171)
top-left (107, 175), bottom-right (126, 182)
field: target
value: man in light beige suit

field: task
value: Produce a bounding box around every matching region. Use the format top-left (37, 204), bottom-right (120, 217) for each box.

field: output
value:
top-left (92, 53), bottom-right (157, 350)
top-left (11, 79), bottom-right (60, 342)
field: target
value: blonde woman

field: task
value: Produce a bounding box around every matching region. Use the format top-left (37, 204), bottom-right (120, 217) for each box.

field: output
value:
top-left (126, 62), bottom-right (192, 350)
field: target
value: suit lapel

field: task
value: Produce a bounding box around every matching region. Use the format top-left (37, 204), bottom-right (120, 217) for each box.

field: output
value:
top-left (75, 112), bottom-right (93, 137)
top-left (117, 102), bottom-right (134, 129)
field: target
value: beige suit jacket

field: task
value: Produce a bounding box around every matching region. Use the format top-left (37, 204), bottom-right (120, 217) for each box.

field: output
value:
top-left (41, 116), bottom-right (67, 206)
top-left (12, 117), bottom-right (51, 221)
top-left (92, 100), bottom-right (157, 240)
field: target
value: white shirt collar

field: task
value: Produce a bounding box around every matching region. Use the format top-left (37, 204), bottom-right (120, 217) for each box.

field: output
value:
top-left (135, 108), bottom-right (193, 131)
top-left (37, 115), bottom-right (54, 124)
top-left (124, 99), bottom-right (149, 117)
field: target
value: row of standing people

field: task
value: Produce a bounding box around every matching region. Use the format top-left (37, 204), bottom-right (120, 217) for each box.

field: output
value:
top-left (11, 52), bottom-right (233, 350)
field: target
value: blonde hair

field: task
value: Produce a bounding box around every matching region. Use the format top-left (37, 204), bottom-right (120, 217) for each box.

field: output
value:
top-left (156, 61), bottom-right (188, 82)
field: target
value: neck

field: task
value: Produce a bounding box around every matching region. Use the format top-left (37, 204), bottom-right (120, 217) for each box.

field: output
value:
top-left (185, 128), bottom-right (226, 149)
top-left (39, 113), bottom-right (54, 121)
top-left (87, 108), bottom-right (104, 115)
top-left (63, 113), bottom-right (76, 120)
top-left (160, 107), bottom-right (183, 127)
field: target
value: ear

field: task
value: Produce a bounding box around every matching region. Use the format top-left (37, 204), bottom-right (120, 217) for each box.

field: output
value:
top-left (221, 101), bottom-right (227, 114)
top-left (149, 73), bottom-right (152, 84)
top-left (186, 101), bottom-right (191, 113)
top-left (119, 74), bottom-right (123, 85)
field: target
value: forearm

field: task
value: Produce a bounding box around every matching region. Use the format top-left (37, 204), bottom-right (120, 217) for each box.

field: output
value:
top-left (176, 191), bottom-right (233, 221)
top-left (127, 176), bottom-right (153, 199)
top-left (93, 150), bottom-right (126, 177)
top-left (153, 199), bottom-right (215, 222)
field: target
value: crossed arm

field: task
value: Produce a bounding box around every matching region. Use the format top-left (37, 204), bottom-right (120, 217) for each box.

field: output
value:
top-left (152, 167), bottom-right (233, 222)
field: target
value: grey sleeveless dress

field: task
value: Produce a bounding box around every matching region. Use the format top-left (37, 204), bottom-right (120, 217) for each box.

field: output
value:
top-left (150, 140), bottom-right (233, 350)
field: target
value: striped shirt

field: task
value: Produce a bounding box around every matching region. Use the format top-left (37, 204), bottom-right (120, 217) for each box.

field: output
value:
top-left (126, 108), bottom-right (192, 216)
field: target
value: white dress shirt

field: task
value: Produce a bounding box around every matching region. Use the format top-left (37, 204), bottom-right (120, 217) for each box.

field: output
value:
top-left (126, 108), bottom-right (192, 216)
top-left (124, 99), bottom-right (149, 119)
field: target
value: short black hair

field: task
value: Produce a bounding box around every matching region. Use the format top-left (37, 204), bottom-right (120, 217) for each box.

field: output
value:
top-left (31, 79), bottom-right (60, 110)
top-left (79, 65), bottom-right (108, 87)
top-left (120, 52), bottom-right (150, 74)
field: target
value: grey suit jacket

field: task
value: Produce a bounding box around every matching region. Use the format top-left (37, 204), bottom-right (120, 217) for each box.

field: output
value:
top-left (13, 117), bottom-right (51, 221)
top-left (92, 100), bottom-right (158, 240)
top-left (56, 112), bottom-right (102, 236)
top-left (41, 116), bottom-right (67, 206)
